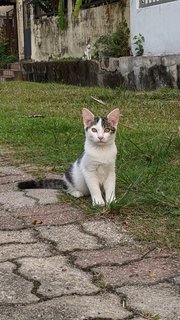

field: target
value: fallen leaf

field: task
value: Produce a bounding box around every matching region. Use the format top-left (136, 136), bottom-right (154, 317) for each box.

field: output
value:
top-left (32, 219), bottom-right (43, 225)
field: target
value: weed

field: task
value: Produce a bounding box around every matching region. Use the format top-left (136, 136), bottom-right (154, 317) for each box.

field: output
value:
top-left (93, 21), bottom-right (130, 58)
top-left (133, 33), bottom-right (145, 56)
top-left (0, 40), bottom-right (17, 65)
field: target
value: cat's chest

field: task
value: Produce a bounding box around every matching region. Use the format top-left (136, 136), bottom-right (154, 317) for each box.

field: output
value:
top-left (96, 163), bottom-right (110, 180)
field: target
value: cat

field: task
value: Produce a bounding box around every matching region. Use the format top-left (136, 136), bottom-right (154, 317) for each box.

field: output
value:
top-left (18, 108), bottom-right (120, 206)
top-left (82, 44), bottom-right (91, 60)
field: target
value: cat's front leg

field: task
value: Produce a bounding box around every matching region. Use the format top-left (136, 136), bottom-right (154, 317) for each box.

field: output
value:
top-left (104, 170), bottom-right (116, 204)
top-left (83, 171), bottom-right (105, 206)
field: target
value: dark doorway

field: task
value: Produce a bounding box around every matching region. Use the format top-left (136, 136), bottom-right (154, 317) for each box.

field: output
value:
top-left (2, 6), bottom-right (18, 56)
top-left (24, 1), bottom-right (31, 59)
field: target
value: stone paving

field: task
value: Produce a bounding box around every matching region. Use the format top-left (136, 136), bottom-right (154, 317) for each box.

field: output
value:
top-left (0, 156), bottom-right (179, 320)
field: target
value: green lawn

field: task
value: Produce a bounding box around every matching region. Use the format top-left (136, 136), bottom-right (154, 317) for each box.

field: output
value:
top-left (0, 81), bottom-right (179, 249)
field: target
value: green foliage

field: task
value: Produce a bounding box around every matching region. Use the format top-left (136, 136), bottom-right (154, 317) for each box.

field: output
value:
top-left (133, 33), bottom-right (145, 56)
top-left (0, 40), bottom-right (17, 65)
top-left (58, 0), bottom-right (65, 30)
top-left (74, 0), bottom-right (83, 17)
top-left (93, 21), bottom-right (130, 58)
top-left (33, 0), bottom-right (51, 13)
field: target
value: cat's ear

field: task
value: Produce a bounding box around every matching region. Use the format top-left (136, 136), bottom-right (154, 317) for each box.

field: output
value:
top-left (107, 108), bottom-right (120, 127)
top-left (82, 108), bottom-right (94, 127)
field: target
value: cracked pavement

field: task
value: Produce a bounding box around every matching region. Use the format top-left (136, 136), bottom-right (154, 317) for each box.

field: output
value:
top-left (0, 156), bottom-right (179, 320)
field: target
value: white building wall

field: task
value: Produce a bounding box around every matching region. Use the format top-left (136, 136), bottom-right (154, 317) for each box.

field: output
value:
top-left (130, 0), bottom-right (180, 56)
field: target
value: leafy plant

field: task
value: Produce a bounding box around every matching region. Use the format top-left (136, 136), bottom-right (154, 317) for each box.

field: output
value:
top-left (133, 33), bottom-right (145, 56)
top-left (58, 0), bottom-right (65, 30)
top-left (0, 40), bottom-right (17, 65)
top-left (33, 0), bottom-right (51, 13)
top-left (93, 21), bottom-right (130, 58)
top-left (74, 0), bottom-right (83, 17)
top-left (73, 0), bottom-right (127, 18)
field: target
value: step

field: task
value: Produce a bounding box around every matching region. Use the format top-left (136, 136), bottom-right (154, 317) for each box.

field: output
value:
top-left (0, 63), bottom-right (23, 81)
top-left (0, 75), bottom-right (14, 81)
top-left (9, 62), bottom-right (21, 71)
top-left (3, 69), bottom-right (15, 77)
top-left (0, 76), bottom-right (6, 82)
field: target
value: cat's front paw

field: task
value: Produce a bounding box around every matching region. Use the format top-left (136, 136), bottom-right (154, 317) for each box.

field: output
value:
top-left (92, 198), bottom-right (105, 207)
top-left (106, 197), bottom-right (116, 205)
top-left (70, 190), bottom-right (84, 198)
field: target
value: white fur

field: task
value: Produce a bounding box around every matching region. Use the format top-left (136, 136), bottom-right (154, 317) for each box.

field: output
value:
top-left (64, 108), bottom-right (120, 206)
top-left (82, 44), bottom-right (91, 60)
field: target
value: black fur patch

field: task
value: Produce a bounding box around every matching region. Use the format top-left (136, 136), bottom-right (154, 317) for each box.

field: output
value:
top-left (101, 117), bottom-right (116, 133)
top-left (86, 116), bottom-right (116, 133)
top-left (77, 152), bottom-right (84, 165)
top-left (65, 164), bottom-right (74, 185)
top-left (85, 117), bottom-right (100, 131)
top-left (18, 179), bottom-right (67, 190)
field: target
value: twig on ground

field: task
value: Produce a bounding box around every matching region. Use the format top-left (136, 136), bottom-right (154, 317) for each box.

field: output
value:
top-left (90, 96), bottom-right (106, 105)
top-left (140, 247), bottom-right (156, 260)
top-left (19, 115), bottom-right (45, 118)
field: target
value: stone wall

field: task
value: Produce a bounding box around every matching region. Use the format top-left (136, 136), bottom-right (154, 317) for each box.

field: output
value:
top-left (22, 54), bottom-right (180, 90)
top-left (31, 1), bottom-right (130, 61)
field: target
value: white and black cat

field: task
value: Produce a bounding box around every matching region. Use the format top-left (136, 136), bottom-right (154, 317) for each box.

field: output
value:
top-left (18, 108), bottom-right (120, 206)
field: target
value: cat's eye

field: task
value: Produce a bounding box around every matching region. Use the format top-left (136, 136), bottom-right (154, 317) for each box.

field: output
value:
top-left (104, 127), bottom-right (111, 133)
top-left (91, 128), bottom-right (97, 132)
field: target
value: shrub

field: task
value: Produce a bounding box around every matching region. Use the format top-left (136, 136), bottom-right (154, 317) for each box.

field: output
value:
top-left (0, 40), bottom-right (17, 65)
top-left (93, 21), bottom-right (130, 58)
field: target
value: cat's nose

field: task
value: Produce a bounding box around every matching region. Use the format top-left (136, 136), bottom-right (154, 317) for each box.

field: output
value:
top-left (98, 136), bottom-right (104, 141)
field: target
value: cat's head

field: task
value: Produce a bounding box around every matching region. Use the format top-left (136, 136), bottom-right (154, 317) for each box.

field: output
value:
top-left (82, 108), bottom-right (120, 145)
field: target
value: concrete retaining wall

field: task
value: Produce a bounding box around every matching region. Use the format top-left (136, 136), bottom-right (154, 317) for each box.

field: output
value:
top-left (22, 54), bottom-right (180, 90)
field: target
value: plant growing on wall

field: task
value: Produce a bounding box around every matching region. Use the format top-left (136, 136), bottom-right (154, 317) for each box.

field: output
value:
top-left (93, 20), bottom-right (130, 58)
top-left (74, 0), bottom-right (83, 17)
top-left (0, 39), bottom-right (17, 65)
top-left (33, 0), bottom-right (51, 13)
top-left (73, 0), bottom-right (127, 18)
top-left (133, 33), bottom-right (145, 56)
top-left (119, 0), bottom-right (127, 20)
top-left (58, 0), bottom-right (65, 30)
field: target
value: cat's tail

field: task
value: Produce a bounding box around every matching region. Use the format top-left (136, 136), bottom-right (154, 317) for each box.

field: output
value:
top-left (18, 179), bottom-right (67, 190)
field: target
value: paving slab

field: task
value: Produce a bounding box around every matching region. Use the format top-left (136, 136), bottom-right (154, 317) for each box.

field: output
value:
top-left (0, 210), bottom-right (25, 230)
top-left (0, 293), bottom-right (132, 320)
top-left (82, 219), bottom-right (134, 246)
top-left (0, 191), bottom-right (36, 209)
top-left (0, 182), bottom-right (19, 192)
top-left (0, 229), bottom-right (36, 244)
top-left (0, 242), bottom-right (52, 262)
top-left (93, 256), bottom-right (180, 286)
top-left (36, 224), bottom-right (101, 251)
top-left (18, 256), bottom-right (99, 297)
top-left (71, 246), bottom-right (141, 269)
top-left (13, 204), bottom-right (85, 226)
top-left (118, 283), bottom-right (180, 320)
top-left (0, 261), bottom-right (39, 304)
top-left (25, 189), bottom-right (59, 205)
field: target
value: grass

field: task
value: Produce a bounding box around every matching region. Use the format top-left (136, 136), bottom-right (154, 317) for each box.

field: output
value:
top-left (0, 81), bottom-right (179, 249)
